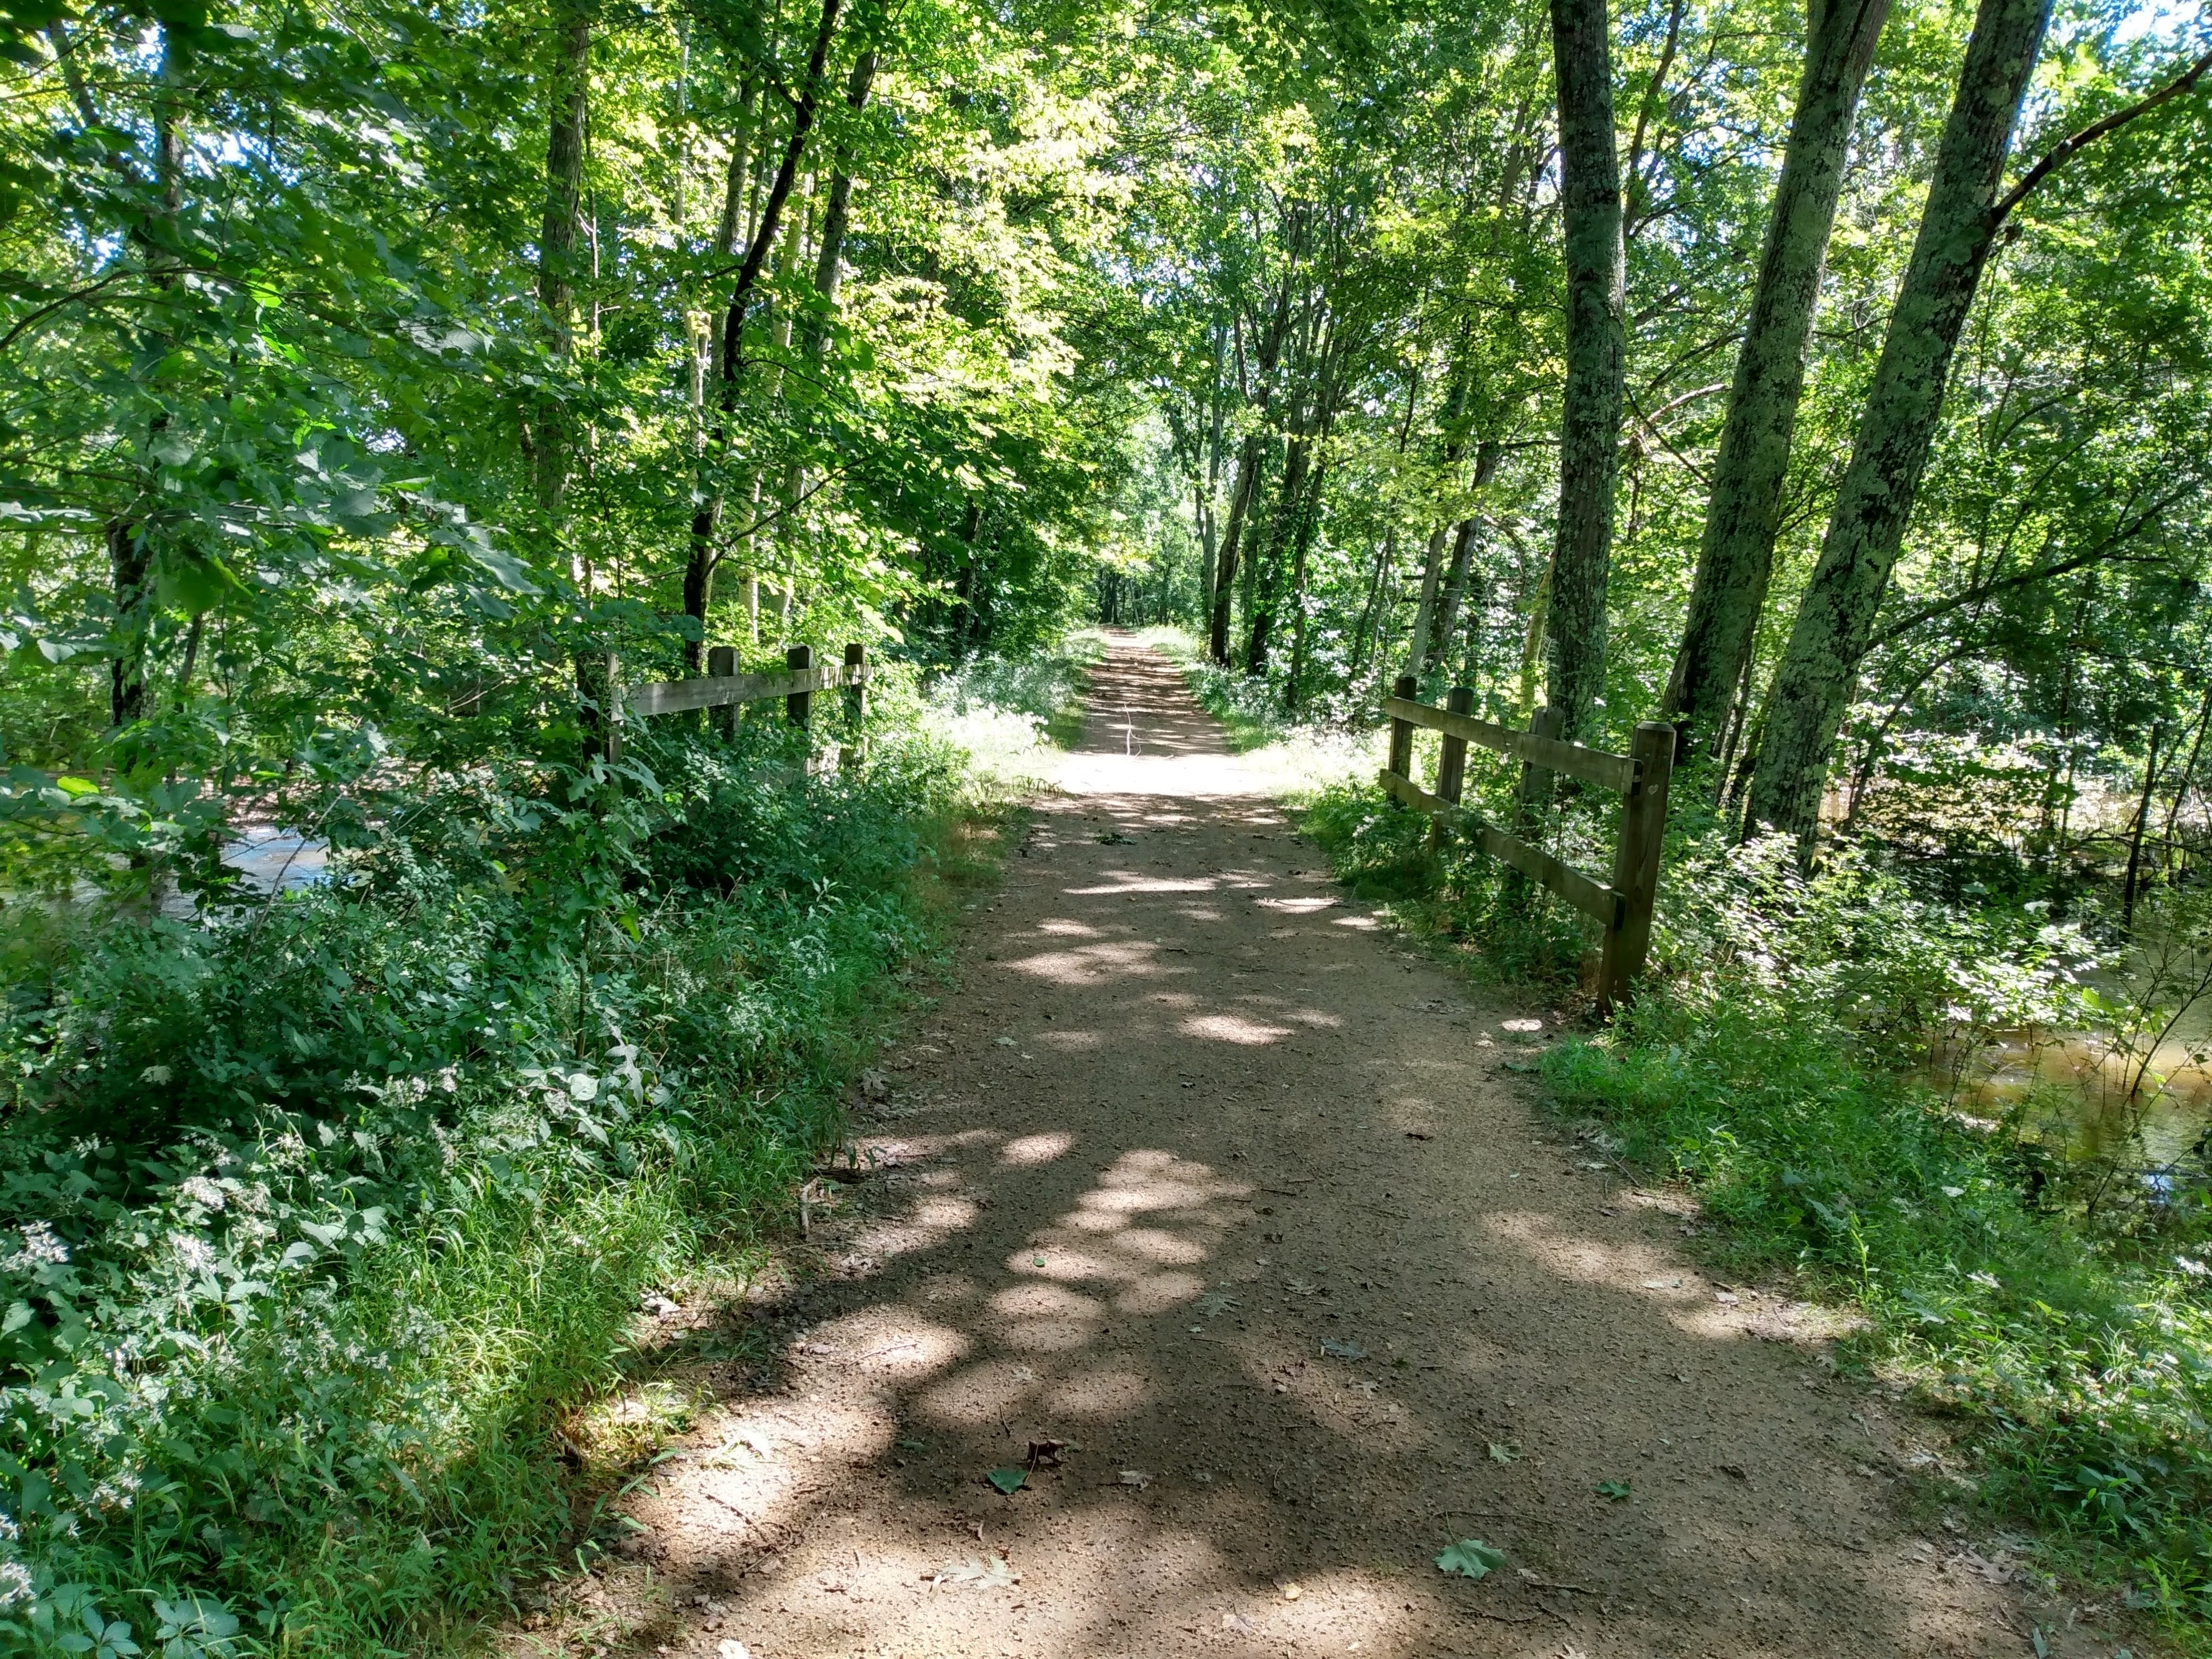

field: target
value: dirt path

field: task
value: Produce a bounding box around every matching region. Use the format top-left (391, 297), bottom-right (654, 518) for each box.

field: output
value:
top-left (565, 636), bottom-right (2088, 1659)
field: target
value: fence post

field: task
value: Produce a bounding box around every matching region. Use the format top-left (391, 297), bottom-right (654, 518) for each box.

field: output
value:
top-left (840, 642), bottom-right (867, 770)
top-left (708, 644), bottom-right (737, 741)
top-left (1387, 673), bottom-right (1417, 786)
top-left (1598, 720), bottom-right (1676, 1011)
top-left (1429, 685), bottom-right (1474, 850)
top-left (785, 643), bottom-right (813, 731)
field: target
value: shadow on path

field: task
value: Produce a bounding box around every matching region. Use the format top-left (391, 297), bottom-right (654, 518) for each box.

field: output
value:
top-left (597, 634), bottom-right (2063, 1659)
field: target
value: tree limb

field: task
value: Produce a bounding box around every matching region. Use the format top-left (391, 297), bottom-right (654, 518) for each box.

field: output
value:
top-left (1992, 44), bottom-right (2212, 228)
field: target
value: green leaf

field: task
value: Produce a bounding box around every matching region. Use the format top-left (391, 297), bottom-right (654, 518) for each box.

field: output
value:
top-left (1595, 1479), bottom-right (1631, 1501)
top-left (1486, 1441), bottom-right (1520, 1463)
top-left (1434, 1538), bottom-right (1504, 1579)
top-left (985, 1466), bottom-right (1027, 1495)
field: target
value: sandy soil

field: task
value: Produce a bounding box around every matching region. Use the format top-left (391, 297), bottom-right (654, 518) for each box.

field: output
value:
top-left (521, 636), bottom-right (2136, 1659)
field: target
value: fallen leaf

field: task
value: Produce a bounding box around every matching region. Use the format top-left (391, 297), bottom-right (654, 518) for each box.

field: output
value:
top-left (1196, 1291), bottom-right (1241, 1317)
top-left (1435, 1538), bottom-right (1506, 1580)
top-left (986, 1466), bottom-right (1027, 1495)
top-left (1501, 1018), bottom-right (1544, 1033)
top-left (1320, 1337), bottom-right (1367, 1360)
top-left (1025, 1439), bottom-right (1071, 1469)
top-left (1487, 1442), bottom-right (1521, 1464)
top-left (994, 1036), bottom-right (1016, 1046)
top-left (718, 1644), bottom-right (752, 1659)
top-left (1502, 1060), bottom-right (1536, 1074)
top-left (926, 1555), bottom-right (1020, 1590)
top-left (1221, 1612), bottom-right (1256, 1633)
top-left (1116, 1470), bottom-right (1153, 1488)
top-left (1595, 1479), bottom-right (1632, 1501)
top-left (1278, 1581), bottom-right (1303, 1602)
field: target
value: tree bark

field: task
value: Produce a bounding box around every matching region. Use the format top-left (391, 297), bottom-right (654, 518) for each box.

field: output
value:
top-left (1544, 0), bottom-right (1628, 743)
top-left (1746, 0), bottom-right (2054, 844)
top-left (1663, 0), bottom-right (1894, 769)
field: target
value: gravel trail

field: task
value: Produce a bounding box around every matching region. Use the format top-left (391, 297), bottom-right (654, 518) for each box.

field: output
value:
top-left (577, 635), bottom-right (2090, 1659)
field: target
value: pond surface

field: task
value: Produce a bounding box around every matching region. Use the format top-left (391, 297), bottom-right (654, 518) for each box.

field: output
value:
top-left (1934, 1026), bottom-right (2211, 1166)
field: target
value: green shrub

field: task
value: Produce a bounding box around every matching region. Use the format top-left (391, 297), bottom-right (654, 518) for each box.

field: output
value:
top-left (0, 713), bottom-right (985, 1656)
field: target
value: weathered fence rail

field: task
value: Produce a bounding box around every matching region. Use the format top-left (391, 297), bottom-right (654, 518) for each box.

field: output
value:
top-left (595, 643), bottom-right (870, 763)
top-left (1379, 673), bottom-right (1673, 1010)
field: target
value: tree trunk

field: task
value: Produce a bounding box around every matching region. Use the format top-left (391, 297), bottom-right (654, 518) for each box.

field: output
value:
top-left (1208, 276), bottom-right (1296, 663)
top-left (1663, 0), bottom-right (1894, 770)
top-left (803, 49), bottom-right (878, 358)
top-left (1544, 0), bottom-right (1627, 743)
top-left (1208, 434), bottom-right (1264, 661)
top-left (1348, 531), bottom-right (1394, 682)
top-left (537, 3), bottom-right (591, 520)
top-left (682, 0), bottom-right (843, 671)
top-left (1429, 440), bottom-right (1502, 673)
top-left (1746, 0), bottom-right (2054, 844)
top-left (1403, 524), bottom-right (1448, 679)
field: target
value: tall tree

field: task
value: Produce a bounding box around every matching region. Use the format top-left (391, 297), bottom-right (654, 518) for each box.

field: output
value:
top-left (1661, 0), bottom-right (1894, 770)
top-left (1544, 0), bottom-right (1627, 742)
top-left (1745, 0), bottom-right (2054, 843)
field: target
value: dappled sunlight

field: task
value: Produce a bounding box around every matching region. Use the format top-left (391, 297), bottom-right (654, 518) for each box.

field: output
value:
top-left (1180, 1011), bottom-right (1294, 1044)
top-left (601, 641), bottom-right (2043, 1659)
top-left (999, 1132), bottom-right (1076, 1165)
top-left (1005, 939), bottom-right (1185, 986)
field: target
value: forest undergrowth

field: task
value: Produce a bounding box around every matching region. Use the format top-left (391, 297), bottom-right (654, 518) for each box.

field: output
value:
top-left (0, 657), bottom-right (1088, 1658)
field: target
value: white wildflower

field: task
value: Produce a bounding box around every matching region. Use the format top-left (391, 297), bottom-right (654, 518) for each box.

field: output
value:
top-left (2, 1222), bottom-right (69, 1273)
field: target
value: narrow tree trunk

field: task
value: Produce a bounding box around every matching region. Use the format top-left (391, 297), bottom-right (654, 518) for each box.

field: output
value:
top-left (537, 3), bottom-right (591, 520)
top-left (1245, 432), bottom-right (1311, 675)
top-left (682, 0), bottom-right (843, 669)
top-left (1403, 524), bottom-right (1448, 679)
top-left (2122, 725), bottom-right (2164, 929)
top-left (1746, 0), bottom-right (2054, 844)
top-left (1544, 0), bottom-right (1628, 743)
top-left (1429, 518), bottom-right (1481, 674)
top-left (1663, 0), bottom-right (1895, 769)
top-left (803, 49), bottom-right (878, 358)
top-left (1208, 434), bottom-right (1264, 661)
top-left (1429, 441), bottom-right (1502, 673)
top-left (1348, 531), bottom-right (1394, 682)
top-left (1209, 277), bottom-right (1295, 663)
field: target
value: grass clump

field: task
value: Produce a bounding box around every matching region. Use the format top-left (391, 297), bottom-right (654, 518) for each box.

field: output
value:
top-left (0, 699), bottom-right (1019, 1656)
top-left (1304, 776), bottom-right (2212, 1637)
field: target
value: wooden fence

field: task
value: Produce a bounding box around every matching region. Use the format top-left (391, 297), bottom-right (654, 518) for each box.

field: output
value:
top-left (1378, 673), bottom-right (1674, 1010)
top-left (596, 642), bottom-right (872, 761)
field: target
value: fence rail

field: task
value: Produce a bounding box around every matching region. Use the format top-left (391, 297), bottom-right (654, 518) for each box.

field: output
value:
top-left (623, 649), bottom-right (873, 719)
top-left (1379, 675), bottom-right (1673, 1010)
top-left (591, 643), bottom-right (870, 765)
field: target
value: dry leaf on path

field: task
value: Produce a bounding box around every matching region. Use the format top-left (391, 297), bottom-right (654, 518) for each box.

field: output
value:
top-left (926, 1555), bottom-right (1021, 1591)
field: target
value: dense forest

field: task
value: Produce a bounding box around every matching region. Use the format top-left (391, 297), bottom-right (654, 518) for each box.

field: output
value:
top-left (1, 0), bottom-right (2209, 1645)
